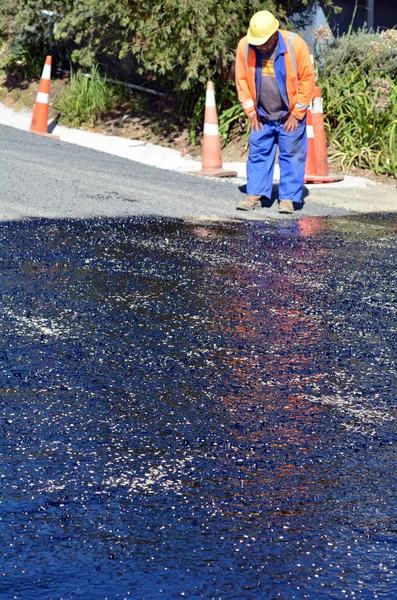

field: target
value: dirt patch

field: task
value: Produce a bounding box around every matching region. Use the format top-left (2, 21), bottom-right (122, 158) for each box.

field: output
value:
top-left (77, 88), bottom-right (249, 163)
top-left (0, 70), bottom-right (66, 118)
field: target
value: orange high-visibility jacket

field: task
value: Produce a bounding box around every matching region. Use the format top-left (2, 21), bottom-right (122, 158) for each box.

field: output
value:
top-left (235, 30), bottom-right (315, 121)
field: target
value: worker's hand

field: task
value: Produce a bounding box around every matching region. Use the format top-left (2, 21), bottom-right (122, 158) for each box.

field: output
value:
top-left (283, 114), bottom-right (299, 133)
top-left (250, 114), bottom-right (264, 134)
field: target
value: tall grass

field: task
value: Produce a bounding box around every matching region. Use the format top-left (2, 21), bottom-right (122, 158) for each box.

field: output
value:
top-left (322, 73), bottom-right (397, 176)
top-left (55, 64), bottom-right (118, 127)
top-left (218, 101), bottom-right (246, 143)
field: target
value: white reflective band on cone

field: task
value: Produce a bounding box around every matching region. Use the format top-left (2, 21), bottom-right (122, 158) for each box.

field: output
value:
top-left (306, 125), bottom-right (314, 138)
top-left (42, 64), bottom-right (51, 79)
top-left (312, 97), bottom-right (323, 113)
top-left (36, 92), bottom-right (49, 104)
top-left (203, 123), bottom-right (219, 135)
top-left (205, 90), bottom-right (216, 107)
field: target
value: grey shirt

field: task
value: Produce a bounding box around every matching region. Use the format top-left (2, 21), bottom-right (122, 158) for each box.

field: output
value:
top-left (258, 47), bottom-right (288, 121)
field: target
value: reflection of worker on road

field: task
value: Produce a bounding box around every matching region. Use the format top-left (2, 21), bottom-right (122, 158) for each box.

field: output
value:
top-left (235, 11), bottom-right (315, 214)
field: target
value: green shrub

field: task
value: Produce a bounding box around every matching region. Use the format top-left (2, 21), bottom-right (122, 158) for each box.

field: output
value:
top-left (317, 28), bottom-right (397, 81)
top-left (323, 73), bottom-right (397, 176)
top-left (55, 64), bottom-right (118, 127)
top-left (3, 41), bottom-right (47, 79)
top-left (317, 28), bottom-right (397, 177)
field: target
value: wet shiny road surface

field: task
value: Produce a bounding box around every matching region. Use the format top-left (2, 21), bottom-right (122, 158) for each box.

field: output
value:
top-left (1, 214), bottom-right (396, 599)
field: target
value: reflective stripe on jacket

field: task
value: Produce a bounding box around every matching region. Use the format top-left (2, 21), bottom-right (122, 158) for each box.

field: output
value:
top-left (235, 30), bottom-right (315, 121)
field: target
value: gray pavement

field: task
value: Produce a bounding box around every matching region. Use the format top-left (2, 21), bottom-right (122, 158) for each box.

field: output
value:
top-left (1, 102), bottom-right (396, 220)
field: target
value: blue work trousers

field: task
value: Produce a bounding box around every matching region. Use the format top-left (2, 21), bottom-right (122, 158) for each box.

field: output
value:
top-left (247, 117), bottom-right (307, 204)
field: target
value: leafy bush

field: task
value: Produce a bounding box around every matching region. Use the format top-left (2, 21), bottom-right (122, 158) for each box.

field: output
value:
top-left (323, 73), bottom-right (396, 175)
top-left (3, 41), bottom-right (47, 79)
top-left (317, 28), bottom-right (397, 177)
top-left (55, 64), bottom-right (118, 127)
top-left (317, 27), bottom-right (397, 81)
top-left (1, 0), bottom-right (282, 92)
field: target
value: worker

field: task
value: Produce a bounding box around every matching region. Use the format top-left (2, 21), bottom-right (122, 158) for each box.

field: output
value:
top-left (235, 10), bottom-right (315, 213)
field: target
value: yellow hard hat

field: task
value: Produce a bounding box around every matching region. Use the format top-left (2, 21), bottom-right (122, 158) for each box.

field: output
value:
top-left (247, 11), bottom-right (280, 45)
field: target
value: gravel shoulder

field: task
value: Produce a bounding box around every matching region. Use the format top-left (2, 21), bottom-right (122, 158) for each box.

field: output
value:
top-left (1, 101), bottom-right (396, 221)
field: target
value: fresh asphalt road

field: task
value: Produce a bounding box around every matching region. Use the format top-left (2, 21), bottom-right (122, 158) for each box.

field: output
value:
top-left (1, 211), bottom-right (396, 599)
top-left (1, 119), bottom-right (397, 599)
top-left (0, 123), bottom-right (353, 221)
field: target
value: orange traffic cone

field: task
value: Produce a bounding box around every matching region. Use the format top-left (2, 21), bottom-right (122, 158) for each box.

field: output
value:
top-left (196, 81), bottom-right (237, 178)
top-left (304, 86), bottom-right (343, 184)
top-left (30, 56), bottom-right (59, 139)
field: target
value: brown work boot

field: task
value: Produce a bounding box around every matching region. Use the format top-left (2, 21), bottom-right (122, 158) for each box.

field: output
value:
top-left (278, 200), bottom-right (294, 214)
top-left (236, 195), bottom-right (261, 211)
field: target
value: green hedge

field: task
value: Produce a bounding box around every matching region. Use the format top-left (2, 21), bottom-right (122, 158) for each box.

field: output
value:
top-left (317, 28), bottom-right (397, 176)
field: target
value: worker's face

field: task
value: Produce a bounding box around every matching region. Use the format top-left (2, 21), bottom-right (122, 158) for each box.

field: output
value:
top-left (256, 32), bottom-right (278, 54)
